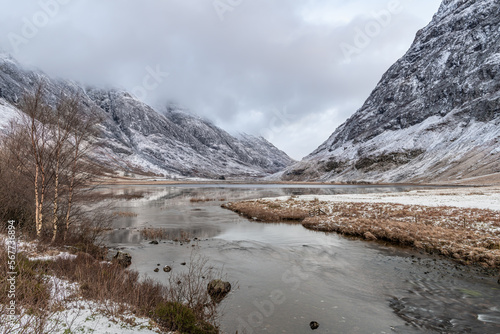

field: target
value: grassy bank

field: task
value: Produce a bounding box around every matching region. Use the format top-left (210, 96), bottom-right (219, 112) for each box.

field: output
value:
top-left (0, 234), bottom-right (221, 334)
top-left (222, 197), bottom-right (500, 268)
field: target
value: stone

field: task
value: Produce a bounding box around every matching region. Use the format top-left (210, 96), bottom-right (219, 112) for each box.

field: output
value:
top-left (310, 321), bottom-right (319, 330)
top-left (154, 268), bottom-right (159, 272)
top-left (163, 266), bottom-right (172, 273)
top-left (112, 251), bottom-right (132, 268)
top-left (207, 279), bottom-right (231, 303)
top-left (149, 240), bottom-right (159, 245)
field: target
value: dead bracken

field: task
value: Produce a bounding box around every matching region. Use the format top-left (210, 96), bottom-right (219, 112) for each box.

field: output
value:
top-left (222, 199), bottom-right (500, 268)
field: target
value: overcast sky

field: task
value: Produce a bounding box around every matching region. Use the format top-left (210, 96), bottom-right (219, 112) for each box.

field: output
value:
top-left (0, 0), bottom-right (441, 160)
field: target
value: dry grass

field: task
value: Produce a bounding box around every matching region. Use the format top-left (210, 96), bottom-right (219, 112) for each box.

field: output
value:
top-left (112, 211), bottom-right (138, 217)
top-left (190, 198), bottom-right (226, 203)
top-left (223, 199), bottom-right (500, 268)
top-left (50, 250), bottom-right (221, 332)
top-left (0, 242), bottom-right (222, 333)
top-left (222, 199), bottom-right (309, 222)
top-left (140, 228), bottom-right (193, 242)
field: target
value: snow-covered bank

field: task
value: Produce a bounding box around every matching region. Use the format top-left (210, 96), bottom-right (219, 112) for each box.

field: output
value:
top-left (267, 187), bottom-right (500, 211)
top-left (0, 236), bottom-right (165, 334)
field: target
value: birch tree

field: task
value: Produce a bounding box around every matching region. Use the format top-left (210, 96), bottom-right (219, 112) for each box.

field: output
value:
top-left (3, 85), bottom-right (101, 241)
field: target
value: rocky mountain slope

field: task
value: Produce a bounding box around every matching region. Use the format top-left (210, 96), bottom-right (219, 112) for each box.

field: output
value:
top-left (0, 54), bottom-right (294, 179)
top-left (281, 0), bottom-right (500, 184)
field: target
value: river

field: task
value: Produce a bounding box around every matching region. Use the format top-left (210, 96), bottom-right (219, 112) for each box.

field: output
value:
top-left (101, 184), bottom-right (500, 334)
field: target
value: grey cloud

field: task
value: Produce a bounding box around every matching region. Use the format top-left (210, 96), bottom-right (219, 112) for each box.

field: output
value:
top-left (0, 0), bottom-right (440, 159)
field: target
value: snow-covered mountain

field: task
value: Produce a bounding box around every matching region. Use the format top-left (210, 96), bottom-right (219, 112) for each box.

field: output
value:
top-left (281, 0), bottom-right (500, 183)
top-left (0, 54), bottom-right (294, 179)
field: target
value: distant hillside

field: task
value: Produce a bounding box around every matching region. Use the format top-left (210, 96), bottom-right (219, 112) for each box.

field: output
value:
top-left (280, 0), bottom-right (500, 184)
top-left (0, 54), bottom-right (294, 179)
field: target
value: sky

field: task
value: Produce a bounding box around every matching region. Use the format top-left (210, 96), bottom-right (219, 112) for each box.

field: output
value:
top-left (0, 0), bottom-right (442, 160)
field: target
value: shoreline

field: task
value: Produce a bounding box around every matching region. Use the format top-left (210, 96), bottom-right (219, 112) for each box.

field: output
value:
top-left (96, 178), bottom-right (475, 187)
top-left (222, 187), bottom-right (500, 272)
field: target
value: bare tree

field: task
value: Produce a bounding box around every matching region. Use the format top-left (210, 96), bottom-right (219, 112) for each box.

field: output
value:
top-left (55, 93), bottom-right (101, 241)
top-left (1, 84), bottom-right (102, 241)
top-left (16, 85), bottom-right (55, 238)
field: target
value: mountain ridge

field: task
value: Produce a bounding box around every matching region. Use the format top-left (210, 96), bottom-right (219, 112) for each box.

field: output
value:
top-left (0, 55), bottom-right (294, 179)
top-left (280, 0), bottom-right (500, 184)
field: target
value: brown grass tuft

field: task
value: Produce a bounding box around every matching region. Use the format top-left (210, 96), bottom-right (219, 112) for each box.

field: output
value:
top-left (222, 200), bottom-right (309, 222)
top-left (140, 228), bottom-right (192, 242)
top-left (223, 199), bottom-right (500, 268)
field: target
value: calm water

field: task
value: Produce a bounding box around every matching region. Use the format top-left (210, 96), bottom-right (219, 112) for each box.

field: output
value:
top-left (101, 184), bottom-right (500, 334)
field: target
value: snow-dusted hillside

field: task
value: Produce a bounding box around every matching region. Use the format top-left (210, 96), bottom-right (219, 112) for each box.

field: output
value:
top-left (0, 55), bottom-right (293, 179)
top-left (0, 98), bottom-right (18, 131)
top-left (281, 0), bottom-right (500, 183)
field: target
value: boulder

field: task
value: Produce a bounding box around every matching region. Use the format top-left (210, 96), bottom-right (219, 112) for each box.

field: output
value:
top-left (309, 321), bottom-right (319, 330)
top-left (207, 279), bottom-right (231, 303)
top-left (112, 251), bottom-right (132, 268)
top-left (310, 321), bottom-right (319, 330)
top-left (163, 266), bottom-right (172, 273)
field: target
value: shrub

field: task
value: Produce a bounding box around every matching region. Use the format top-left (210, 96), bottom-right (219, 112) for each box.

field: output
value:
top-left (154, 302), bottom-right (217, 334)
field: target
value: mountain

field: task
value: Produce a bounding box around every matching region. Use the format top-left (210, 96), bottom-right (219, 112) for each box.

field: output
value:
top-left (0, 54), bottom-right (294, 179)
top-left (281, 0), bottom-right (500, 184)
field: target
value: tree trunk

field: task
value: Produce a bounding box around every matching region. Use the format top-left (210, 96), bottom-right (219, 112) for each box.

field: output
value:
top-left (64, 144), bottom-right (78, 241)
top-left (51, 156), bottom-right (60, 243)
top-left (38, 173), bottom-right (45, 238)
top-left (34, 164), bottom-right (41, 237)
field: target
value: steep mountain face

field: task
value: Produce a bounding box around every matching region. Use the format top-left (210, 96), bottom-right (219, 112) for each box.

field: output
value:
top-left (282, 0), bottom-right (500, 183)
top-left (0, 55), bottom-right (294, 179)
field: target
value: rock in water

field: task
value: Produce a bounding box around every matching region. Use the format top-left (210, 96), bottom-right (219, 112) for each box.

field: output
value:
top-left (163, 265), bottom-right (172, 273)
top-left (112, 251), bottom-right (132, 268)
top-left (310, 321), bottom-right (319, 330)
top-left (207, 279), bottom-right (231, 303)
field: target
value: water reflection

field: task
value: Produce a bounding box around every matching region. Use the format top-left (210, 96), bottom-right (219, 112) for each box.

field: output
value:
top-left (99, 184), bottom-right (500, 333)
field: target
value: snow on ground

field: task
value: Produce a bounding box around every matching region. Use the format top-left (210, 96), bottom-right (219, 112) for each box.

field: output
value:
top-left (268, 187), bottom-right (500, 211)
top-left (45, 300), bottom-right (162, 334)
top-left (1, 298), bottom-right (162, 334)
top-left (1, 274), bottom-right (163, 334)
top-left (29, 251), bottom-right (77, 262)
top-left (0, 98), bottom-right (19, 131)
top-left (0, 236), bottom-right (166, 334)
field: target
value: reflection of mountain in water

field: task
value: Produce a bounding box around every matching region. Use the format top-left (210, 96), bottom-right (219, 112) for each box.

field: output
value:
top-left (102, 184), bottom-right (428, 245)
top-left (101, 185), bottom-right (499, 333)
